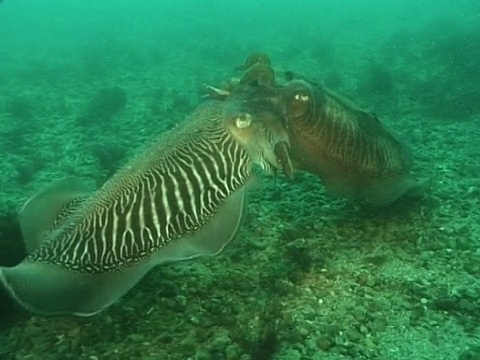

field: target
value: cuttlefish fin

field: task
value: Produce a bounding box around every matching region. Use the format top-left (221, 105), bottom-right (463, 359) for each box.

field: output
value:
top-left (17, 177), bottom-right (94, 253)
top-left (0, 186), bottom-right (246, 317)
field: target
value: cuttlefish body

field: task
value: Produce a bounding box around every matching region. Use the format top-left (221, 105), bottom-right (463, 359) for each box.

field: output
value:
top-left (0, 98), bottom-right (290, 316)
top-left (280, 77), bottom-right (423, 206)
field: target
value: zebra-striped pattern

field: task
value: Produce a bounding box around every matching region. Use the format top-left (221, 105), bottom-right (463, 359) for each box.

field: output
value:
top-left (48, 196), bottom-right (88, 233)
top-left (27, 102), bottom-right (252, 273)
top-left (290, 81), bottom-right (411, 177)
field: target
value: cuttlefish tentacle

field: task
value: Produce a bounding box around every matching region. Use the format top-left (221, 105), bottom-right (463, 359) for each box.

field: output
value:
top-left (0, 99), bottom-right (288, 316)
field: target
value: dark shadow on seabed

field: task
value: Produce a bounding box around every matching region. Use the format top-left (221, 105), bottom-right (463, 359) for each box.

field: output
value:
top-left (0, 213), bottom-right (29, 335)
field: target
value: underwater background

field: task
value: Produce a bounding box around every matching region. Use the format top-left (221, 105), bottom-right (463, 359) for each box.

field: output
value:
top-left (0, 0), bottom-right (479, 359)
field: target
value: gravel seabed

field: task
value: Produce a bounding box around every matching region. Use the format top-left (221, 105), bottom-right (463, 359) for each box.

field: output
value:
top-left (0, 27), bottom-right (479, 360)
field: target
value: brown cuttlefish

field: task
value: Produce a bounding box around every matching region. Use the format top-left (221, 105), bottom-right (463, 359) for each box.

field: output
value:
top-left (279, 71), bottom-right (426, 206)
top-left (228, 53), bottom-right (426, 206)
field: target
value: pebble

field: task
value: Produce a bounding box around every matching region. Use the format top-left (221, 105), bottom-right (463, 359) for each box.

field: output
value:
top-left (225, 345), bottom-right (239, 360)
top-left (458, 299), bottom-right (476, 313)
top-left (462, 288), bottom-right (479, 300)
top-left (345, 328), bottom-right (362, 343)
top-left (316, 335), bottom-right (334, 351)
top-left (298, 327), bottom-right (310, 337)
top-left (371, 318), bottom-right (388, 333)
top-left (194, 350), bottom-right (210, 360)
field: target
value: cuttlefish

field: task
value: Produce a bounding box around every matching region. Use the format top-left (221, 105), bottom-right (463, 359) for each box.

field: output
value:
top-left (213, 53), bottom-right (425, 206)
top-left (279, 72), bottom-right (425, 206)
top-left (0, 95), bottom-right (290, 316)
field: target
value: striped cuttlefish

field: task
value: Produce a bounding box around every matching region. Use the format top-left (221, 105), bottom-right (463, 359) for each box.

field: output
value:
top-left (0, 82), bottom-right (290, 316)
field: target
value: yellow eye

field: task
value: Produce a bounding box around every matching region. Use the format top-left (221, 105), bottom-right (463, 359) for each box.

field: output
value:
top-left (234, 113), bottom-right (252, 129)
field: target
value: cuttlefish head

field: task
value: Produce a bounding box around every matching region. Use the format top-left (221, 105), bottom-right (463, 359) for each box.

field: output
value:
top-left (280, 78), bottom-right (318, 131)
top-left (204, 52), bottom-right (295, 179)
top-left (277, 78), bottom-right (326, 174)
top-left (223, 94), bottom-right (292, 178)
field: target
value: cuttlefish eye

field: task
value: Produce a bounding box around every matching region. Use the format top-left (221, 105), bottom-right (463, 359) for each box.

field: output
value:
top-left (289, 90), bottom-right (311, 118)
top-left (233, 113), bottom-right (252, 129)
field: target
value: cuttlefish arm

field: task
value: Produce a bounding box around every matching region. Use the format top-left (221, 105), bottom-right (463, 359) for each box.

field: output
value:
top-left (201, 83), bottom-right (231, 100)
top-left (235, 52), bottom-right (271, 71)
top-left (237, 63), bottom-right (275, 88)
top-left (202, 52), bottom-right (275, 101)
top-left (274, 141), bottom-right (294, 180)
top-left (235, 53), bottom-right (275, 88)
top-left (201, 64), bottom-right (275, 99)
